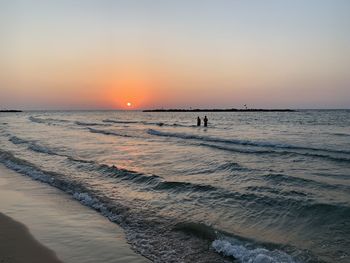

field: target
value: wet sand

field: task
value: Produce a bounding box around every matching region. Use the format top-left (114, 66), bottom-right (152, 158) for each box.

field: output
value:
top-left (0, 164), bottom-right (150, 263)
top-left (0, 212), bottom-right (62, 263)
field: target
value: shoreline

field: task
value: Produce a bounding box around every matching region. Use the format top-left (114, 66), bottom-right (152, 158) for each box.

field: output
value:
top-left (0, 212), bottom-right (63, 263)
top-left (0, 164), bottom-right (150, 263)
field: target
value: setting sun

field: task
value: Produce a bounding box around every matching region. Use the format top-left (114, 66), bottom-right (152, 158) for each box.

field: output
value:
top-left (1, 1), bottom-right (349, 262)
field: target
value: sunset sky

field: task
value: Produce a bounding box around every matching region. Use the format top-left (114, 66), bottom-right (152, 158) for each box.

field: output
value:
top-left (1, 0), bottom-right (349, 110)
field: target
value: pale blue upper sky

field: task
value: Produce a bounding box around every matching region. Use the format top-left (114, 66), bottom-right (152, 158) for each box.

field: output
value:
top-left (1, 0), bottom-right (349, 109)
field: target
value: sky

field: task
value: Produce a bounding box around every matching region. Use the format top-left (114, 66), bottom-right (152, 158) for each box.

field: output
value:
top-left (0, 0), bottom-right (349, 110)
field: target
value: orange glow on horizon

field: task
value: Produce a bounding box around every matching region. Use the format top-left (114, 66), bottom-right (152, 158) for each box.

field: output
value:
top-left (103, 66), bottom-right (166, 110)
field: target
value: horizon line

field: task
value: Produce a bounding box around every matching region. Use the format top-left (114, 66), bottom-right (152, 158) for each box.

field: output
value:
top-left (2, 108), bottom-right (350, 112)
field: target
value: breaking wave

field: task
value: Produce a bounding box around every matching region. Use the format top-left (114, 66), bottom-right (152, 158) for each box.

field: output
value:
top-left (212, 239), bottom-right (297, 263)
top-left (0, 149), bottom-right (243, 262)
top-left (0, 148), bottom-right (336, 263)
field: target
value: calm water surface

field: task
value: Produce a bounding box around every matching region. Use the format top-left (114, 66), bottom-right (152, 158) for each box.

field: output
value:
top-left (0, 110), bottom-right (349, 263)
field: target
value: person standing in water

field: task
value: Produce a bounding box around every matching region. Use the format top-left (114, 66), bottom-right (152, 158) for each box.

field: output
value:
top-left (203, 116), bottom-right (208, 127)
top-left (197, 116), bottom-right (201, 126)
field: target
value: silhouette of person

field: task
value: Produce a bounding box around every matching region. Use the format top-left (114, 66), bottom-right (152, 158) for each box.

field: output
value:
top-left (203, 116), bottom-right (208, 127)
top-left (197, 116), bottom-right (201, 126)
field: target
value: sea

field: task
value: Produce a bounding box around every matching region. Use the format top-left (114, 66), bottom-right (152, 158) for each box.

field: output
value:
top-left (0, 110), bottom-right (349, 263)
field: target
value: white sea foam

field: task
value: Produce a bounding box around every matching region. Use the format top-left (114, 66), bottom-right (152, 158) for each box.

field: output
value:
top-left (73, 192), bottom-right (121, 223)
top-left (0, 150), bottom-right (122, 224)
top-left (212, 239), bottom-right (296, 263)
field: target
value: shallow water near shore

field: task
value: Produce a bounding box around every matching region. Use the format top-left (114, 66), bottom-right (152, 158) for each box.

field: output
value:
top-left (0, 110), bottom-right (349, 263)
top-left (0, 165), bottom-right (150, 263)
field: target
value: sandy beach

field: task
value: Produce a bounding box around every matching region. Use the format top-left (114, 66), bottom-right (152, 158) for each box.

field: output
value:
top-left (0, 164), bottom-right (150, 263)
top-left (0, 212), bottom-right (62, 263)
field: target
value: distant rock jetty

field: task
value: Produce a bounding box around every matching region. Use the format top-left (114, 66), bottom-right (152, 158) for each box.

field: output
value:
top-left (0, 110), bottom-right (23, 112)
top-left (143, 108), bottom-right (295, 112)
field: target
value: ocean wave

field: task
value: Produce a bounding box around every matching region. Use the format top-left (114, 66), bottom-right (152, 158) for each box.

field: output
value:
top-left (0, 149), bottom-right (229, 262)
top-left (245, 185), bottom-right (308, 198)
top-left (0, 149), bottom-right (125, 224)
top-left (79, 159), bottom-right (350, 223)
top-left (103, 119), bottom-right (139, 124)
top-left (212, 239), bottom-right (297, 263)
top-left (185, 161), bottom-right (248, 175)
top-left (75, 121), bottom-right (111, 126)
top-left (28, 116), bottom-right (49, 124)
top-left (9, 135), bottom-right (29, 145)
top-left (103, 119), bottom-right (192, 128)
top-left (173, 222), bottom-right (217, 241)
top-left (263, 173), bottom-right (319, 185)
top-left (154, 180), bottom-right (217, 192)
top-left (147, 129), bottom-right (350, 154)
top-left (7, 135), bottom-right (223, 195)
top-left (98, 163), bottom-right (218, 193)
top-left (331, 132), bottom-right (350, 137)
top-left (66, 156), bottom-right (96, 164)
top-left (0, 150), bottom-right (56, 184)
top-left (148, 129), bottom-right (350, 163)
top-left (6, 136), bottom-right (350, 217)
top-left (9, 136), bottom-right (62, 156)
top-left (0, 149), bottom-right (338, 263)
top-left (174, 223), bottom-right (308, 263)
top-left (87, 127), bottom-right (134, 138)
top-left (205, 142), bottom-right (350, 163)
top-left (294, 152), bottom-right (350, 163)
top-left (98, 164), bottom-right (161, 185)
top-left (198, 142), bottom-right (276, 155)
top-left (217, 161), bottom-right (248, 172)
top-left (66, 155), bottom-right (350, 217)
top-left (27, 144), bottom-right (57, 155)
top-left (262, 173), bottom-right (350, 192)
top-left (29, 116), bottom-right (70, 125)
